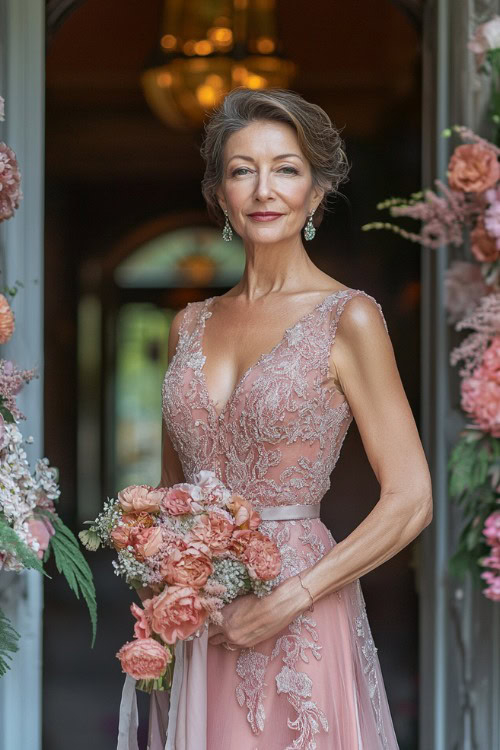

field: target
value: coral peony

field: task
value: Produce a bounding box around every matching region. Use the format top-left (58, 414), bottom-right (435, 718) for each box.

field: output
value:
top-left (27, 517), bottom-right (55, 559)
top-left (116, 637), bottom-right (171, 680)
top-left (130, 526), bottom-right (163, 560)
top-left (447, 144), bottom-right (500, 193)
top-left (185, 511), bottom-right (234, 553)
top-left (227, 494), bottom-right (261, 529)
top-left (110, 511), bottom-right (154, 550)
top-left (162, 543), bottom-right (213, 588)
top-left (0, 142), bottom-right (22, 221)
top-left (460, 336), bottom-right (500, 436)
top-left (0, 294), bottom-right (14, 344)
top-left (240, 531), bottom-right (282, 580)
top-left (130, 601), bottom-right (151, 639)
top-left (470, 218), bottom-right (500, 262)
top-left (118, 484), bottom-right (162, 513)
top-left (151, 585), bottom-right (207, 644)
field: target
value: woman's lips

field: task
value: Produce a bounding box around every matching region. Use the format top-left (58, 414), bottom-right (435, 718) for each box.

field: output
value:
top-left (247, 212), bottom-right (283, 222)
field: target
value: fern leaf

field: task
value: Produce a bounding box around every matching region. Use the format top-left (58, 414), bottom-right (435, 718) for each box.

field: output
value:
top-left (0, 608), bottom-right (20, 677)
top-left (48, 515), bottom-right (97, 646)
top-left (0, 516), bottom-right (48, 577)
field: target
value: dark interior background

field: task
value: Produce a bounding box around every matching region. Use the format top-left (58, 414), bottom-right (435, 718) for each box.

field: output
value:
top-left (43, 2), bottom-right (422, 748)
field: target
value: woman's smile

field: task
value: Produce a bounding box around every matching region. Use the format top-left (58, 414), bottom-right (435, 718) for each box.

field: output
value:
top-left (247, 211), bottom-right (284, 222)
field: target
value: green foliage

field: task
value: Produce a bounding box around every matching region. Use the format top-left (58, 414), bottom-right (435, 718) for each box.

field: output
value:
top-left (448, 431), bottom-right (500, 585)
top-left (0, 608), bottom-right (20, 677)
top-left (0, 396), bottom-right (15, 424)
top-left (46, 515), bottom-right (97, 646)
top-left (0, 515), bottom-right (49, 577)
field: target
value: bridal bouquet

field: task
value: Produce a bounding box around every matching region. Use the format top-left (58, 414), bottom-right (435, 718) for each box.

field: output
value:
top-left (79, 470), bottom-right (281, 691)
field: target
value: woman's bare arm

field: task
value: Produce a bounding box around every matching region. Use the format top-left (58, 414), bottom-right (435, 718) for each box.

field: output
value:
top-left (294, 294), bottom-right (433, 607)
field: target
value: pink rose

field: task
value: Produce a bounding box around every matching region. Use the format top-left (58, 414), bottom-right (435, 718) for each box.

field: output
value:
top-left (240, 531), bottom-right (281, 580)
top-left (447, 144), bottom-right (500, 193)
top-left (227, 494), bottom-right (261, 530)
top-left (162, 544), bottom-right (213, 588)
top-left (151, 585), bottom-right (207, 644)
top-left (116, 637), bottom-right (171, 680)
top-left (161, 486), bottom-right (201, 515)
top-left (470, 218), bottom-right (500, 262)
top-left (130, 602), bottom-right (151, 639)
top-left (27, 517), bottom-right (55, 559)
top-left (130, 526), bottom-right (163, 560)
top-left (118, 484), bottom-right (162, 513)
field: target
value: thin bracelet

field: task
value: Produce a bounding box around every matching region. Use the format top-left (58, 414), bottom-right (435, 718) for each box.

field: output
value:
top-left (297, 571), bottom-right (314, 612)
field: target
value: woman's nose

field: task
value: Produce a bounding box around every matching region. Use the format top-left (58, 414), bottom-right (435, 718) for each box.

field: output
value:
top-left (254, 171), bottom-right (273, 201)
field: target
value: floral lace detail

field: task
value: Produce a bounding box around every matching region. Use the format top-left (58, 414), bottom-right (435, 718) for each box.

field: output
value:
top-left (235, 649), bottom-right (270, 734)
top-left (354, 580), bottom-right (389, 749)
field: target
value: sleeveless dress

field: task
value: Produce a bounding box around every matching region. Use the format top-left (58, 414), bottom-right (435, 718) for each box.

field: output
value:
top-left (155, 287), bottom-right (400, 750)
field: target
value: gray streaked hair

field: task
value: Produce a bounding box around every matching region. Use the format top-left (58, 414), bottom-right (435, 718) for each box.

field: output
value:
top-left (200, 87), bottom-right (349, 226)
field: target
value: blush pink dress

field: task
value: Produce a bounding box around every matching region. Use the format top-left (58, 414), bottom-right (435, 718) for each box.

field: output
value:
top-left (149, 287), bottom-right (399, 750)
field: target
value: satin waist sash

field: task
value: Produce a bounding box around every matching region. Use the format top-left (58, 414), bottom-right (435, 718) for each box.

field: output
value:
top-left (258, 503), bottom-right (321, 521)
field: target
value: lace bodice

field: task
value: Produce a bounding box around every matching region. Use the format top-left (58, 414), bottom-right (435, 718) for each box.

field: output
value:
top-left (161, 288), bottom-right (386, 508)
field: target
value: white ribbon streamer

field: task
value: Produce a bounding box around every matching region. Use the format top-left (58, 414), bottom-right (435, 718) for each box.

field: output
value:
top-left (117, 674), bottom-right (139, 750)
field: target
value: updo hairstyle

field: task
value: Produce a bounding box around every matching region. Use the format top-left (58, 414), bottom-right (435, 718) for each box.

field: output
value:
top-left (200, 87), bottom-right (349, 227)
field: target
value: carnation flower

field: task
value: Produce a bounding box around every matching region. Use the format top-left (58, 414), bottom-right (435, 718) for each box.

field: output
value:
top-left (0, 142), bottom-right (22, 221)
top-left (150, 585), bottom-right (207, 644)
top-left (240, 531), bottom-right (281, 580)
top-left (116, 637), bottom-right (171, 680)
top-left (483, 510), bottom-right (500, 545)
top-left (130, 601), bottom-right (151, 639)
top-left (460, 336), bottom-right (500, 436)
top-left (481, 569), bottom-right (500, 601)
top-left (447, 144), bottom-right (500, 193)
top-left (161, 543), bottom-right (213, 588)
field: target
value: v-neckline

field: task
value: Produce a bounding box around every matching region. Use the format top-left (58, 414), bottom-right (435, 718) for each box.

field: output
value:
top-left (198, 288), bottom-right (348, 420)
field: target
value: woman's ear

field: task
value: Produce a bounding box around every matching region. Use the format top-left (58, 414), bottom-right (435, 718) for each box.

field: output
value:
top-left (311, 186), bottom-right (325, 214)
top-left (216, 189), bottom-right (226, 214)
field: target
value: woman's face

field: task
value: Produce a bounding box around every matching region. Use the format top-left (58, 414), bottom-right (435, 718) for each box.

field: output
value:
top-left (217, 120), bottom-right (323, 246)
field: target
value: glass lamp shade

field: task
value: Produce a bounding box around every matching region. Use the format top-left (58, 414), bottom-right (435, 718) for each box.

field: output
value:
top-left (141, 55), bottom-right (296, 129)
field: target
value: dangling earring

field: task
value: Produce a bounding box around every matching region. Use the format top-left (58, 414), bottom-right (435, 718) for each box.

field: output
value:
top-left (304, 210), bottom-right (316, 241)
top-left (222, 209), bottom-right (233, 242)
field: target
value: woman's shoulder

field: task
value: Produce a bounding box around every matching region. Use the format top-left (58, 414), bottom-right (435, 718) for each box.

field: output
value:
top-left (334, 287), bottom-right (388, 335)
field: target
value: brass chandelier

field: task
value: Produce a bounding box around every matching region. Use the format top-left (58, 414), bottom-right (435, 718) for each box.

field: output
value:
top-left (141, 0), bottom-right (296, 129)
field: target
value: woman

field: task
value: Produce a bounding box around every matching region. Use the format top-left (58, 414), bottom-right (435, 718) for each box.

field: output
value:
top-left (152, 88), bottom-right (432, 749)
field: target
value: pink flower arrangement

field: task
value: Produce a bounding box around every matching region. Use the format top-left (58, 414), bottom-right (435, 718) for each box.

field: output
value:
top-left (81, 470), bottom-right (282, 690)
top-left (0, 141), bottom-right (22, 222)
top-left (460, 336), bottom-right (500, 437)
top-left (480, 510), bottom-right (500, 601)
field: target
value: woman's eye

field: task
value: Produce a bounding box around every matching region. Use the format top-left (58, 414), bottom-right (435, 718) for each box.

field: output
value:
top-left (232, 167), bottom-right (252, 177)
top-left (278, 166), bottom-right (299, 175)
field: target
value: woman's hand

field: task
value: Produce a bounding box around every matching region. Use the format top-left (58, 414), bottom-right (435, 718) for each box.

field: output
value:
top-left (207, 575), bottom-right (310, 649)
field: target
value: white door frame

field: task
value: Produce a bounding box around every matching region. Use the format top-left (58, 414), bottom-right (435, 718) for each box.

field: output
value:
top-left (0, 2), bottom-right (45, 749)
